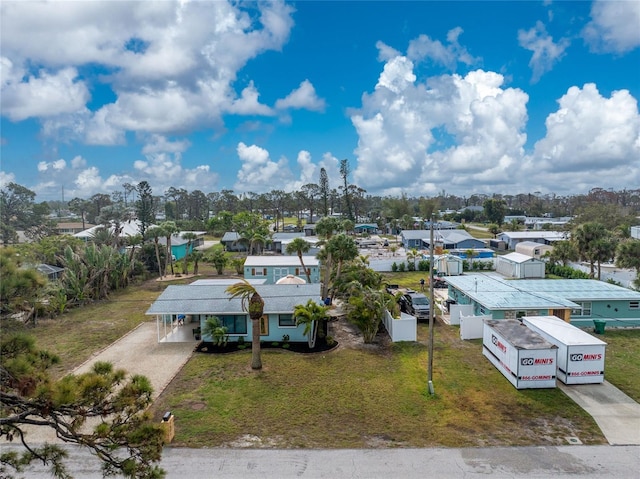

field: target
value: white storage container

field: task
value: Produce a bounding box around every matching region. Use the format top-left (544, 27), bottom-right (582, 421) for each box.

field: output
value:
top-left (483, 319), bottom-right (557, 389)
top-left (523, 316), bottom-right (606, 384)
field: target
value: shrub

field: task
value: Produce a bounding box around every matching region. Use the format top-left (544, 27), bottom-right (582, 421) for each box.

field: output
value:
top-left (418, 260), bottom-right (430, 271)
top-left (398, 262), bottom-right (406, 272)
top-left (391, 262), bottom-right (398, 272)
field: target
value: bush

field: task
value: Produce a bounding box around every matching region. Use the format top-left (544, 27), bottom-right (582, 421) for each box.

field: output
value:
top-left (391, 262), bottom-right (398, 272)
top-left (398, 262), bottom-right (406, 272)
top-left (407, 261), bottom-right (415, 271)
top-left (418, 260), bottom-right (430, 271)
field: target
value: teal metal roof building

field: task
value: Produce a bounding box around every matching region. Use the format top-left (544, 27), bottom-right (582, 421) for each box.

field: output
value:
top-left (445, 274), bottom-right (640, 327)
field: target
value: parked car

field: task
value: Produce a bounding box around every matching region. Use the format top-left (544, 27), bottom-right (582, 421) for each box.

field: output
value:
top-left (432, 276), bottom-right (447, 289)
top-left (398, 291), bottom-right (430, 320)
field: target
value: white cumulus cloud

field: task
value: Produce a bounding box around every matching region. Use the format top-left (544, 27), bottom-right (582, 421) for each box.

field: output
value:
top-left (582, 0), bottom-right (640, 54)
top-left (275, 80), bottom-right (325, 112)
top-left (518, 21), bottom-right (570, 83)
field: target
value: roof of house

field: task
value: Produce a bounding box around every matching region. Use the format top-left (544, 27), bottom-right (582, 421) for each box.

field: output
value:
top-left (498, 252), bottom-right (544, 264)
top-left (158, 231), bottom-right (206, 246)
top-left (497, 231), bottom-right (568, 241)
top-left (434, 230), bottom-right (483, 245)
top-left (221, 232), bottom-right (240, 242)
top-left (146, 283), bottom-right (322, 315)
top-left (401, 230), bottom-right (430, 240)
top-left (272, 232), bottom-right (305, 241)
top-left (244, 255), bottom-right (320, 267)
top-left (74, 220), bottom-right (153, 238)
top-left (445, 274), bottom-right (640, 310)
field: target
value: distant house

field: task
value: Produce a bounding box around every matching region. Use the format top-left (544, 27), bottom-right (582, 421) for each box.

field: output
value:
top-left (496, 231), bottom-right (568, 250)
top-left (429, 230), bottom-right (485, 250)
top-left (55, 222), bottom-right (95, 235)
top-left (220, 232), bottom-right (247, 252)
top-left (400, 230), bottom-right (428, 249)
top-left (244, 255), bottom-right (321, 284)
top-left (495, 252), bottom-right (545, 279)
top-left (354, 224), bottom-right (379, 234)
top-left (158, 231), bottom-right (205, 260)
top-left (445, 274), bottom-right (640, 327)
top-left (146, 281), bottom-right (323, 344)
top-left (271, 233), bottom-right (321, 255)
top-left (515, 241), bottom-right (554, 260)
top-left (74, 220), bottom-right (153, 241)
top-left (400, 224), bottom-right (461, 249)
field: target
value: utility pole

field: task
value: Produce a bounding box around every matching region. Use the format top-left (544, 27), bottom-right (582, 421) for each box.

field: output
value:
top-left (428, 215), bottom-right (435, 395)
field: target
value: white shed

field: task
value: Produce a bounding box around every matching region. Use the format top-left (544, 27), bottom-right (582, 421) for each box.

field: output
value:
top-left (496, 252), bottom-right (545, 279)
top-left (434, 254), bottom-right (464, 276)
top-left (515, 241), bottom-right (554, 260)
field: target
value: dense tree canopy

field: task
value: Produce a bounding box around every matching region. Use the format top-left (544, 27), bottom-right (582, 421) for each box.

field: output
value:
top-left (0, 334), bottom-right (165, 478)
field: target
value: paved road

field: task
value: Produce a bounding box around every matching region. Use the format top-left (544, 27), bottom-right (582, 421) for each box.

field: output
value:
top-left (8, 444), bottom-right (639, 478)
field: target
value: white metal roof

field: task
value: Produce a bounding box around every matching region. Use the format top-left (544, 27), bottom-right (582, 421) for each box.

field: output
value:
top-left (499, 252), bottom-right (543, 264)
top-left (244, 255), bottom-right (319, 267)
top-left (523, 316), bottom-right (607, 346)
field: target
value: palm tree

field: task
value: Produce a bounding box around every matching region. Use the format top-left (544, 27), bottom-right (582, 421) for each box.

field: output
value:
top-left (315, 216), bottom-right (341, 298)
top-left (226, 280), bottom-right (265, 370)
top-left (202, 315), bottom-right (228, 347)
top-left (407, 248), bottom-right (420, 270)
top-left (181, 232), bottom-right (198, 274)
top-left (326, 234), bottom-right (358, 294)
top-left (616, 239), bottom-right (640, 289)
top-left (465, 249), bottom-right (477, 270)
top-left (144, 226), bottom-right (166, 278)
top-left (573, 222), bottom-right (609, 278)
top-left (286, 237), bottom-right (311, 282)
top-left (160, 221), bottom-right (178, 276)
top-left (548, 240), bottom-right (578, 267)
top-left (293, 299), bottom-right (328, 348)
top-left (190, 250), bottom-right (204, 275)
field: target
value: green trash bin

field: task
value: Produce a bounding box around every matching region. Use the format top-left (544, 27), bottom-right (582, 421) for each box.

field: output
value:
top-left (593, 320), bottom-right (606, 334)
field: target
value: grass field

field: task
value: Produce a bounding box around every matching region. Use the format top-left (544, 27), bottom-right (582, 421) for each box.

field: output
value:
top-left (150, 322), bottom-right (605, 448)
top-left (5, 273), bottom-right (638, 448)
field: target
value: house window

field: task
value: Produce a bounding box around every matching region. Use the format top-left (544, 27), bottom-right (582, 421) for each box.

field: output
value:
top-left (516, 311), bottom-right (526, 319)
top-left (571, 302), bottom-right (592, 317)
top-left (218, 315), bottom-right (247, 335)
top-left (630, 301), bottom-right (639, 310)
top-left (279, 314), bottom-right (296, 327)
top-left (252, 268), bottom-right (268, 276)
top-left (260, 315), bottom-right (269, 336)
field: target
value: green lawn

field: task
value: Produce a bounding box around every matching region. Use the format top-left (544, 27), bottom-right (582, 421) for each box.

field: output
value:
top-left (601, 329), bottom-right (640, 402)
top-left (151, 322), bottom-right (605, 448)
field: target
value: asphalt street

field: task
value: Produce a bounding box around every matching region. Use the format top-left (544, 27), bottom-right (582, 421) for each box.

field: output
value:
top-left (6, 444), bottom-right (639, 478)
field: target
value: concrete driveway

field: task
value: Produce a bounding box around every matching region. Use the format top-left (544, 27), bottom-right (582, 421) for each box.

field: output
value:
top-left (559, 381), bottom-right (640, 445)
top-left (5, 321), bottom-right (195, 444)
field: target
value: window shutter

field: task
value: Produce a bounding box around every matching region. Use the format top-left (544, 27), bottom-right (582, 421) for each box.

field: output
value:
top-left (295, 267), bottom-right (299, 275)
top-left (263, 268), bottom-right (267, 276)
top-left (252, 268), bottom-right (255, 275)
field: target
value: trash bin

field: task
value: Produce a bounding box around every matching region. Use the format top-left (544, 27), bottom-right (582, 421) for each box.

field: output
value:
top-left (593, 320), bottom-right (606, 334)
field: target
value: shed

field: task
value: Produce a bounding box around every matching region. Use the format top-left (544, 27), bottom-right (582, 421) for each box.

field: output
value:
top-left (515, 241), bottom-right (554, 260)
top-left (496, 252), bottom-right (545, 279)
top-left (434, 254), bottom-right (463, 275)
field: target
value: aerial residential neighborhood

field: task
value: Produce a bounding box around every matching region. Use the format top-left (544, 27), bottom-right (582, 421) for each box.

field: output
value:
top-left (2, 0), bottom-right (640, 477)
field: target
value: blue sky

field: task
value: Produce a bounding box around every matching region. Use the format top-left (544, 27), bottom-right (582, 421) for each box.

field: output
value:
top-left (1, 0), bottom-right (639, 202)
